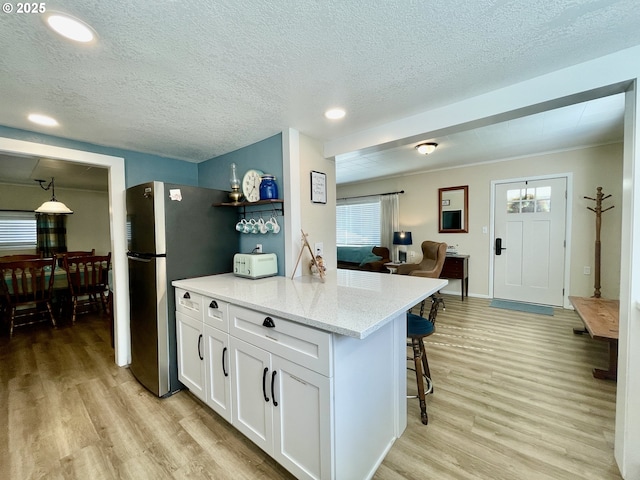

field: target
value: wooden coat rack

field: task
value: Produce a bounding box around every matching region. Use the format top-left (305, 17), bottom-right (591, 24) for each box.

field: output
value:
top-left (585, 187), bottom-right (614, 298)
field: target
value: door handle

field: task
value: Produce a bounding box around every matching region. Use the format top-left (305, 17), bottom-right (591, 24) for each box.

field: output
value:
top-left (495, 238), bottom-right (506, 255)
top-left (222, 347), bottom-right (228, 377)
top-left (271, 370), bottom-right (278, 407)
top-left (197, 334), bottom-right (203, 360)
top-left (263, 367), bottom-right (270, 402)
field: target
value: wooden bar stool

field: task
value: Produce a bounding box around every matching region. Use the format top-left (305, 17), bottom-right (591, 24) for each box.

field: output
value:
top-left (407, 295), bottom-right (444, 424)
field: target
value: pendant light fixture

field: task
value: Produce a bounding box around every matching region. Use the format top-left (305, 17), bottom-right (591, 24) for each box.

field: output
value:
top-left (35, 177), bottom-right (73, 214)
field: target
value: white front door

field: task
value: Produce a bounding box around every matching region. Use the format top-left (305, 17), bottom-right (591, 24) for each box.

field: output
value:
top-left (493, 177), bottom-right (567, 306)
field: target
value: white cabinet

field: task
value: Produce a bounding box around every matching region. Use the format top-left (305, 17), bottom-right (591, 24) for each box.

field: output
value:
top-left (176, 311), bottom-right (205, 401)
top-left (229, 337), bottom-right (273, 448)
top-left (175, 284), bottom-right (402, 480)
top-left (175, 288), bottom-right (230, 417)
top-left (229, 306), bottom-right (331, 480)
top-left (271, 353), bottom-right (331, 480)
top-left (204, 323), bottom-right (231, 422)
top-left (229, 338), bottom-right (331, 480)
top-left (176, 288), bottom-right (205, 401)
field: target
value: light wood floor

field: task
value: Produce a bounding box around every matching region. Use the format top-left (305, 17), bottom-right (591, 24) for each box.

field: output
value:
top-left (0, 296), bottom-right (621, 479)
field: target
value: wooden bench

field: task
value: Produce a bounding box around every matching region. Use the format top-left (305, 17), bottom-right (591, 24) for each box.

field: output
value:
top-left (569, 296), bottom-right (619, 380)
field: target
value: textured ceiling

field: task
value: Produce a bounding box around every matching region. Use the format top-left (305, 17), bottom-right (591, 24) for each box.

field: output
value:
top-left (0, 0), bottom-right (638, 186)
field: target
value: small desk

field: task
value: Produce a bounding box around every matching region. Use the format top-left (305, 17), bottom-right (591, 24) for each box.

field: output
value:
top-left (440, 254), bottom-right (469, 301)
top-left (569, 296), bottom-right (619, 380)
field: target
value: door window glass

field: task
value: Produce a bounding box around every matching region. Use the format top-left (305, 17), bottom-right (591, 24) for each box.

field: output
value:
top-left (506, 186), bottom-right (551, 214)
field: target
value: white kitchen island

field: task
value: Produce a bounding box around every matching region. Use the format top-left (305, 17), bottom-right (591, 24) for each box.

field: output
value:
top-left (172, 270), bottom-right (447, 480)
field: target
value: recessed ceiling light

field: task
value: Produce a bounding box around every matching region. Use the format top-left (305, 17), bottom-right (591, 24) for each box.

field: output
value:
top-left (45, 13), bottom-right (95, 43)
top-left (325, 108), bottom-right (346, 120)
top-left (28, 113), bottom-right (59, 127)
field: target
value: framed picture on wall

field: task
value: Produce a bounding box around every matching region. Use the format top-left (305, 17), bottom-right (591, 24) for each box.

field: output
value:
top-left (311, 171), bottom-right (327, 204)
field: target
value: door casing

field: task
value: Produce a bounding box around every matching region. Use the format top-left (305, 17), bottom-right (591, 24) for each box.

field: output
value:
top-left (489, 172), bottom-right (574, 309)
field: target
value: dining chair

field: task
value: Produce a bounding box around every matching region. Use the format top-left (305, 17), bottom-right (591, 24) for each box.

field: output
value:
top-left (63, 253), bottom-right (111, 324)
top-left (0, 257), bottom-right (57, 337)
top-left (56, 249), bottom-right (95, 267)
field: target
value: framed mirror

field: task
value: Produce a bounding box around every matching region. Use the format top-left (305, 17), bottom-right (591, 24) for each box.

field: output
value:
top-left (439, 185), bottom-right (468, 233)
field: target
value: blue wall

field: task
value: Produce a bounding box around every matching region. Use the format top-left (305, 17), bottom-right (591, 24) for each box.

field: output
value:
top-left (198, 134), bottom-right (285, 275)
top-left (0, 126), bottom-right (198, 187)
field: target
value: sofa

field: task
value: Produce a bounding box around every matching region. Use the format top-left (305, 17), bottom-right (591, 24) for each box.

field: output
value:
top-left (337, 246), bottom-right (391, 273)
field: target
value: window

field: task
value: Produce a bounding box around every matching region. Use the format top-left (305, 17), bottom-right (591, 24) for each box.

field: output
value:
top-left (507, 186), bottom-right (551, 214)
top-left (0, 211), bottom-right (37, 250)
top-left (336, 199), bottom-right (381, 245)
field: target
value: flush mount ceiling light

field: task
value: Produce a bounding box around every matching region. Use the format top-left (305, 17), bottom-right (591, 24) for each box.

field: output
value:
top-left (34, 177), bottom-right (73, 214)
top-left (415, 142), bottom-right (438, 155)
top-left (324, 108), bottom-right (346, 120)
top-left (45, 12), bottom-right (96, 43)
top-left (28, 113), bottom-right (59, 127)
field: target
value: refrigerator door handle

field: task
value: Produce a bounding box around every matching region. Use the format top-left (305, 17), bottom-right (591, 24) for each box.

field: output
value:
top-left (127, 252), bottom-right (166, 262)
top-left (128, 254), bottom-right (152, 263)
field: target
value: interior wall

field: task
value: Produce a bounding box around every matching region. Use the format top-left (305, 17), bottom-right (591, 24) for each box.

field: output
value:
top-left (298, 133), bottom-right (337, 273)
top-left (337, 143), bottom-right (623, 299)
top-left (0, 183), bottom-right (111, 255)
top-left (198, 133), bottom-right (286, 274)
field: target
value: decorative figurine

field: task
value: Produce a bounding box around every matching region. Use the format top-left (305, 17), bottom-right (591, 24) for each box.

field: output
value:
top-left (310, 255), bottom-right (326, 276)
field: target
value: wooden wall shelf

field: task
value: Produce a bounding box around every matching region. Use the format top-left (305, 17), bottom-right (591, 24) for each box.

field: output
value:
top-left (212, 198), bottom-right (284, 218)
top-left (212, 199), bottom-right (283, 207)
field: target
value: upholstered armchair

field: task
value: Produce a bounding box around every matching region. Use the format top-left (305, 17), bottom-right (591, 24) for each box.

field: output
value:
top-left (396, 241), bottom-right (447, 278)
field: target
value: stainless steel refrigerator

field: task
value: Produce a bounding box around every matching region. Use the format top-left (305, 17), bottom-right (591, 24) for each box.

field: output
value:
top-left (126, 181), bottom-right (238, 397)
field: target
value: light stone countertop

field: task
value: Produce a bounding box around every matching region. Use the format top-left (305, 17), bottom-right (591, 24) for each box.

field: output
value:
top-left (172, 270), bottom-right (447, 339)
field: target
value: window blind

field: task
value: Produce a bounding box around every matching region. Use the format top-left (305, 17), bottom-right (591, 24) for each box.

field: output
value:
top-left (0, 211), bottom-right (37, 250)
top-left (336, 199), bottom-right (381, 245)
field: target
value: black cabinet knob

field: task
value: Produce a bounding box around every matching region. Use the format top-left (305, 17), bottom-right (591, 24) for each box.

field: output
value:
top-left (262, 317), bottom-right (275, 328)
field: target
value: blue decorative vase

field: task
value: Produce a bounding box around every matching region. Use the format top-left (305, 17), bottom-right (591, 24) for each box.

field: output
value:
top-left (259, 174), bottom-right (278, 200)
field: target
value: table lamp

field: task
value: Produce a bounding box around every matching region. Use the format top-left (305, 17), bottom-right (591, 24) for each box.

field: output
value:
top-left (393, 231), bottom-right (412, 263)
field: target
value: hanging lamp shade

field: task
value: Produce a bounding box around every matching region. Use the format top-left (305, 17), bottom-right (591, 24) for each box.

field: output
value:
top-left (35, 199), bottom-right (73, 214)
top-left (34, 177), bottom-right (73, 214)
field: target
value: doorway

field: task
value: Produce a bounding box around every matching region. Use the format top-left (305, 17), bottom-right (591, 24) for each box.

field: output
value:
top-left (0, 136), bottom-right (129, 366)
top-left (492, 175), bottom-right (569, 307)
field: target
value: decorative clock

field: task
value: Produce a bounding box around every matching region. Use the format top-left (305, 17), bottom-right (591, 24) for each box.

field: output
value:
top-left (242, 169), bottom-right (264, 202)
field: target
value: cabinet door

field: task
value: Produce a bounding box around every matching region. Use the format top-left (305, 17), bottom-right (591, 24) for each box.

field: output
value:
top-left (204, 324), bottom-right (232, 422)
top-left (176, 312), bottom-right (205, 401)
top-left (230, 337), bottom-right (273, 454)
top-left (272, 356), bottom-right (332, 480)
